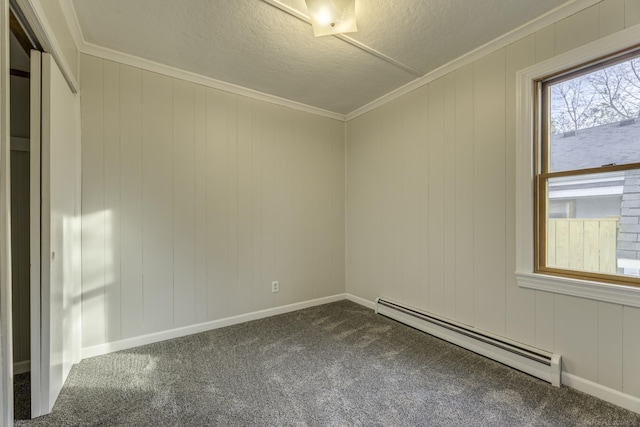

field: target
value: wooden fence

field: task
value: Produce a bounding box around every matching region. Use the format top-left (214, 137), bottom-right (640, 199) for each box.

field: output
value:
top-left (547, 218), bottom-right (618, 274)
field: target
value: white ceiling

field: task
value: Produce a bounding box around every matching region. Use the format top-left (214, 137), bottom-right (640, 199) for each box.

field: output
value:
top-left (70, 0), bottom-right (568, 115)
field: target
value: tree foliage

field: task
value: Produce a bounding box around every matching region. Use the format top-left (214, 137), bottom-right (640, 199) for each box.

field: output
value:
top-left (550, 58), bottom-right (640, 134)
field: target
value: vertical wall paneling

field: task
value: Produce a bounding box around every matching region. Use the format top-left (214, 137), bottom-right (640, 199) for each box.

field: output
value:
top-left (316, 116), bottom-right (332, 300)
top-left (453, 65), bottom-right (475, 326)
top-left (318, 120), bottom-right (336, 299)
top-left (380, 102), bottom-right (402, 303)
top-left (622, 306), bottom-right (640, 396)
top-left (535, 25), bottom-right (556, 63)
top-left (262, 105), bottom-right (277, 304)
top-left (289, 110), bottom-right (304, 303)
top-left (330, 120), bottom-right (346, 297)
top-left (250, 101), bottom-right (266, 310)
top-left (305, 114), bottom-right (320, 302)
top-left (599, 0), bottom-right (625, 36)
top-left (226, 95), bottom-right (239, 316)
top-left (534, 292), bottom-right (555, 352)
top-left (205, 88), bottom-right (230, 320)
top-left (372, 109), bottom-right (385, 304)
top-left (597, 302), bottom-right (623, 390)
top-left (172, 79), bottom-right (196, 327)
top-left (103, 60), bottom-right (121, 343)
top-left (307, 113), bottom-right (323, 302)
top-left (624, 0), bottom-right (640, 28)
top-left (119, 65), bottom-right (144, 339)
top-left (236, 96), bottom-right (254, 314)
top-left (344, 0), bottom-right (640, 404)
top-left (427, 79), bottom-right (446, 316)
top-left (346, 112), bottom-right (383, 303)
top-left (554, 5), bottom-right (600, 55)
top-left (81, 55), bottom-right (346, 352)
top-left (308, 117), bottom-right (321, 303)
top-left (80, 55), bottom-right (106, 347)
top-left (554, 295), bottom-right (598, 381)
top-left (443, 74), bottom-right (457, 320)
top-left (142, 72), bottom-right (174, 333)
top-left (505, 35), bottom-right (536, 344)
top-left (472, 49), bottom-right (506, 335)
top-left (415, 87), bottom-right (430, 311)
top-left (303, 110), bottom-right (321, 302)
top-left (194, 86), bottom-right (208, 323)
top-left (399, 89), bottom-right (423, 307)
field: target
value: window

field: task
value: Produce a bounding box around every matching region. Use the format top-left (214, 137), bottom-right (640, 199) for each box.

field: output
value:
top-left (515, 26), bottom-right (640, 307)
top-left (535, 50), bottom-right (640, 288)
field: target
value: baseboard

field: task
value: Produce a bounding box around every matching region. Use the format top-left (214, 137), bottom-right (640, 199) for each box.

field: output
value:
top-left (345, 293), bottom-right (375, 310)
top-left (14, 360), bottom-right (30, 375)
top-left (81, 293), bottom-right (347, 359)
top-left (562, 372), bottom-right (640, 414)
top-left (345, 293), bottom-right (640, 414)
top-left (376, 297), bottom-right (561, 387)
top-left (79, 291), bottom-right (640, 415)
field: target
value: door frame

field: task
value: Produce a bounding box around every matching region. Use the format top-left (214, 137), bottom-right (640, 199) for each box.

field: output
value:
top-left (0, 0), bottom-right (14, 423)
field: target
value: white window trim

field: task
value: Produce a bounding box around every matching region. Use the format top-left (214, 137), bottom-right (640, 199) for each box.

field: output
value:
top-left (515, 24), bottom-right (640, 308)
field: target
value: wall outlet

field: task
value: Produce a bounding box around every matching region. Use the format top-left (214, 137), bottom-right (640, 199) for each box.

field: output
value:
top-left (271, 281), bottom-right (279, 293)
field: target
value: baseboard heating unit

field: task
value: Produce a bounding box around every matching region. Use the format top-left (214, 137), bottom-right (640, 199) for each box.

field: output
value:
top-left (375, 297), bottom-right (562, 387)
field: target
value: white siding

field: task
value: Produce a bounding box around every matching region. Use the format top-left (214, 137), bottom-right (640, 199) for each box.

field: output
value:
top-left (80, 54), bottom-right (345, 348)
top-left (345, 0), bottom-right (640, 399)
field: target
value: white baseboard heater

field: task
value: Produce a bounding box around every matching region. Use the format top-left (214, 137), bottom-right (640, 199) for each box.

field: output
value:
top-left (376, 298), bottom-right (562, 387)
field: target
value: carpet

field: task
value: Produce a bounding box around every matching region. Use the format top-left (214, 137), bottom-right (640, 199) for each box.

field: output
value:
top-left (14, 300), bottom-right (640, 426)
top-left (14, 372), bottom-right (30, 420)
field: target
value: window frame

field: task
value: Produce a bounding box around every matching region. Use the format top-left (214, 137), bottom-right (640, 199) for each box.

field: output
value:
top-left (515, 24), bottom-right (640, 308)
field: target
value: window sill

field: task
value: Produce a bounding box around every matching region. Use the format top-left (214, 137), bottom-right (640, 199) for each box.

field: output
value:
top-left (516, 271), bottom-right (640, 308)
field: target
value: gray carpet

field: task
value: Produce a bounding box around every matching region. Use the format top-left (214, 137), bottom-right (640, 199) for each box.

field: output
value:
top-left (14, 373), bottom-right (30, 420)
top-left (14, 300), bottom-right (640, 426)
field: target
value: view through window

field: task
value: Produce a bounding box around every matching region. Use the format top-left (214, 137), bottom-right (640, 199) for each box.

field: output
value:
top-left (538, 50), bottom-right (640, 286)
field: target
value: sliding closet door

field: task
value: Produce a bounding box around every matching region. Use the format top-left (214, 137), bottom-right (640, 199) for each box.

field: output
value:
top-left (32, 51), bottom-right (81, 416)
top-left (29, 49), bottom-right (42, 418)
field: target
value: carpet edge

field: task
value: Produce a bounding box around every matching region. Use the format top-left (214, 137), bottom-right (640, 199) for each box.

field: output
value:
top-left (81, 293), bottom-right (348, 360)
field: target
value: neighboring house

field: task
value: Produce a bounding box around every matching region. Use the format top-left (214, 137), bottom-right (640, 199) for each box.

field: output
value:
top-left (549, 118), bottom-right (640, 276)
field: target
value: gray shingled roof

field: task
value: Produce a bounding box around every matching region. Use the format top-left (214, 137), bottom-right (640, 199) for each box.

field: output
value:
top-left (550, 119), bottom-right (640, 171)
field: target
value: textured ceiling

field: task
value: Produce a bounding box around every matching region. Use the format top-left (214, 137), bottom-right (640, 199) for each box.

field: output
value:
top-left (71, 0), bottom-right (568, 115)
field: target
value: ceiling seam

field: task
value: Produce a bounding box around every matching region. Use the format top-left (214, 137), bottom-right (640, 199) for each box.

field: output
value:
top-left (261, 0), bottom-right (423, 78)
top-left (62, 0), bottom-right (347, 121)
top-left (334, 34), bottom-right (422, 77)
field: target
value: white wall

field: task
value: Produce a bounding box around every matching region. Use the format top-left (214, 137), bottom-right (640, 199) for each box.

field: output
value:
top-left (79, 54), bottom-right (345, 351)
top-left (346, 0), bottom-right (640, 401)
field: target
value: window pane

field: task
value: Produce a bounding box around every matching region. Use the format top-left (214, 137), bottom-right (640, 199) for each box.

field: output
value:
top-left (546, 169), bottom-right (640, 278)
top-left (548, 55), bottom-right (640, 172)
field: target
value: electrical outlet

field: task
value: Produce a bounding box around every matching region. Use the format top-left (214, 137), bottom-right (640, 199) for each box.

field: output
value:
top-left (271, 281), bottom-right (279, 293)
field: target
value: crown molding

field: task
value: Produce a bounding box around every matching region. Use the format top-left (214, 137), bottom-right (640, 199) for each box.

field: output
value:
top-left (59, 0), bottom-right (346, 122)
top-left (344, 0), bottom-right (602, 121)
top-left (60, 0), bottom-right (602, 122)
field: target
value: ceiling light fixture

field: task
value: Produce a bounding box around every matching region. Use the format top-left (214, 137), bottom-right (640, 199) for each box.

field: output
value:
top-left (305, 0), bottom-right (357, 37)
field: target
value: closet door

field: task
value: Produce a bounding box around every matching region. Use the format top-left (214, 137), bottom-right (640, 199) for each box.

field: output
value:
top-left (29, 49), bottom-right (41, 418)
top-left (31, 51), bottom-right (81, 417)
